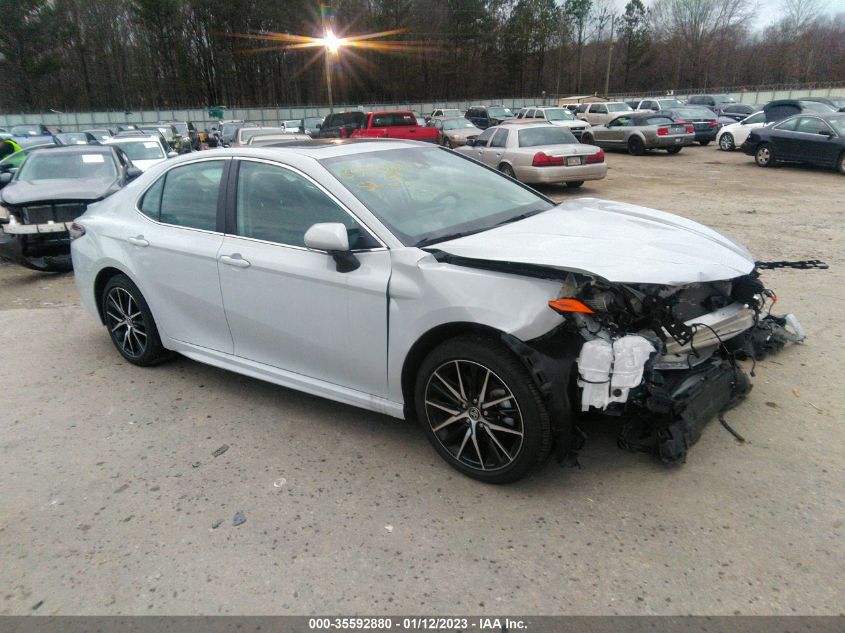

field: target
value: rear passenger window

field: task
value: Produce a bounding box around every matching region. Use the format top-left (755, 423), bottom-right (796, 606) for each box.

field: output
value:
top-left (139, 175), bottom-right (165, 220)
top-left (235, 161), bottom-right (377, 250)
top-left (159, 160), bottom-right (224, 231)
top-left (490, 129), bottom-right (509, 147)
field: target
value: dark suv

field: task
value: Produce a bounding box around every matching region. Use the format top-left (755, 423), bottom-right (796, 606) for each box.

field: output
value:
top-left (687, 94), bottom-right (736, 115)
top-left (316, 111), bottom-right (367, 138)
top-left (465, 105), bottom-right (516, 130)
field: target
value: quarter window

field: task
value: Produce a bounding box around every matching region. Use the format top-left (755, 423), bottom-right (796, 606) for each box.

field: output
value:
top-left (139, 175), bottom-right (165, 220)
top-left (158, 160), bottom-right (224, 231)
top-left (235, 161), bottom-right (376, 249)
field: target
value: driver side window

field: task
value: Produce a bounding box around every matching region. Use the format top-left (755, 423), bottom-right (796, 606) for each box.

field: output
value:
top-left (235, 161), bottom-right (377, 250)
top-left (476, 128), bottom-right (496, 146)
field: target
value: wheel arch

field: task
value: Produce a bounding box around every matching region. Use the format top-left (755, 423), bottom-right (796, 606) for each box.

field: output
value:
top-left (400, 321), bottom-right (506, 419)
top-left (93, 266), bottom-right (130, 324)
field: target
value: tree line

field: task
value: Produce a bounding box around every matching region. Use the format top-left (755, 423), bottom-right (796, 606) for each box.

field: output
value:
top-left (1, 0), bottom-right (842, 113)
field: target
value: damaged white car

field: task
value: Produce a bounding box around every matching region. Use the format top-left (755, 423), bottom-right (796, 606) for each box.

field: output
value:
top-left (71, 140), bottom-right (806, 483)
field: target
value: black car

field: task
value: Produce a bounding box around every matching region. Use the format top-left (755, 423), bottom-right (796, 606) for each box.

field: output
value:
top-left (665, 107), bottom-right (721, 145)
top-left (741, 112), bottom-right (845, 175)
top-left (686, 94), bottom-right (736, 115)
top-left (720, 103), bottom-right (761, 122)
top-left (465, 105), bottom-right (516, 130)
top-left (762, 100), bottom-right (834, 123)
top-left (802, 97), bottom-right (845, 112)
top-left (0, 145), bottom-right (141, 271)
top-left (315, 111), bottom-right (367, 138)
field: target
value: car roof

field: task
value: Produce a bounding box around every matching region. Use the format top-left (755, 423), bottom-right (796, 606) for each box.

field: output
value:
top-left (33, 145), bottom-right (114, 155)
top-left (496, 121), bottom-right (557, 129)
top-left (162, 139), bottom-right (429, 162)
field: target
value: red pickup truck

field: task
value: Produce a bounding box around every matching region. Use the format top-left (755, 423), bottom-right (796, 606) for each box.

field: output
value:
top-left (350, 111), bottom-right (439, 143)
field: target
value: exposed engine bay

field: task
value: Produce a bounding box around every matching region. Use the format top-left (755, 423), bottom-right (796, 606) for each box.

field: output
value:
top-left (549, 269), bottom-right (806, 464)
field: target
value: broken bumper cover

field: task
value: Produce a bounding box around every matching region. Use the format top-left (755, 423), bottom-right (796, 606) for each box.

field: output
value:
top-left (2, 221), bottom-right (73, 235)
top-left (0, 220), bottom-right (72, 263)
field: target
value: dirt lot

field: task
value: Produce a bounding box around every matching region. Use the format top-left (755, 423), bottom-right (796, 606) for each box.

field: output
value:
top-left (1, 146), bottom-right (843, 616)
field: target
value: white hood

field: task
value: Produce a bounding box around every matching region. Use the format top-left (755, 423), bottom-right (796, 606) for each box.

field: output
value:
top-left (431, 198), bottom-right (755, 285)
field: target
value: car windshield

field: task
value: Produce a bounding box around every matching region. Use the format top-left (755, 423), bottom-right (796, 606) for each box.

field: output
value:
top-left (673, 108), bottom-right (714, 119)
top-left (487, 107), bottom-right (514, 118)
top-left (241, 128), bottom-right (284, 142)
top-left (608, 103), bottom-right (633, 112)
top-left (801, 101), bottom-right (834, 112)
top-left (87, 130), bottom-right (111, 140)
top-left (321, 147), bottom-right (552, 246)
top-left (442, 119), bottom-right (477, 130)
top-left (714, 96), bottom-right (736, 104)
top-left (57, 133), bottom-right (89, 144)
top-left (111, 140), bottom-right (165, 161)
top-left (221, 123), bottom-right (240, 136)
top-left (168, 123), bottom-right (188, 135)
top-left (829, 99), bottom-right (845, 108)
top-left (543, 108), bottom-right (576, 121)
top-left (17, 152), bottom-right (117, 181)
top-left (440, 109), bottom-right (461, 117)
top-left (326, 112), bottom-right (366, 128)
top-left (518, 127), bottom-right (577, 147)
top-left (657, 99), bottom-right (684, 108)
top-left (11, 125), bottom-right (42, 136)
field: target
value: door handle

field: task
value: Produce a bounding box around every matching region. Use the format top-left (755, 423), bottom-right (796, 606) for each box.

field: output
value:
top-left (220, 254), bottom-right (251, 268)
top-left (127, 236), bottom-right (149, 247)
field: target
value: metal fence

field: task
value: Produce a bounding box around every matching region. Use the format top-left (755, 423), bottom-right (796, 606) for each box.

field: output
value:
top-left (2, 84), bottom-right (843, 132)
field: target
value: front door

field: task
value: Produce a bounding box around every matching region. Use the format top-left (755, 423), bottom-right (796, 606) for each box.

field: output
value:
top-left (217, 159), bottom-right (391, 396)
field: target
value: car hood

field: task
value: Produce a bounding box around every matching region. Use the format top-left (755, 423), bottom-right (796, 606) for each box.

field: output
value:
top-left (549, 120), bottom-right (588, 128)
top-left (430, 198), bottom-right (755, 284)
top-left (446, 128), bottom-right (482, 138)
top-left (1, 177), bottom-right (119, 205)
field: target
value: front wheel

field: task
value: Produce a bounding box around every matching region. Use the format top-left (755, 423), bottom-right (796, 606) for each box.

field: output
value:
top-left (719, 133), bottom-right (735, 151)
top-left (627, 136), bottom-right (645, 156)
top-left (666, 146), bottom-right (682, 154)
top-left (755, 143), bottom-right (774, 168)
top-left (102, 274), bottom-right (169, 366)
top-left (581, 133), bottom-right (594, 145)
top-left (837, 151), bottom-right (845, 175)
top-left (414, 336), bottom-right (552, 484)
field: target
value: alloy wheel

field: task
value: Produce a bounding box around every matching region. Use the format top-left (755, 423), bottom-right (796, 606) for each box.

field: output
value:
top-left (105, 287), bottom-right (148, 358)
top-left (719, 133), bottom-right (734, 151)
top-left (756, 145), bottom-right (772, 166)
top-left (424, 360), bottom-right (524, 472)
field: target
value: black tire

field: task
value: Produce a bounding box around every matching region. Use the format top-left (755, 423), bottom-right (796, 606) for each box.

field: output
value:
top-left (566, 180), bottom-right (584, 188)
top-left (666, 146), bottom-right (682, 154)
top-left (414, 335), bottom-right (552, 484)
top-left (755, 143), bottom-right (774, 168)
top-left (837, 151), bottom-right (845, 175)
top-left (101, 274), bottom-right (169, 366)
top-left (440, 135), bottom-right (451, 148)
top-left (627, 136), bottom-right (645, 156)
top-left (699, 140), bottom-right (711, 146)
top-left (581, 133), bottom-right (594, 145)
top-left (718, 133), bottom-right (735, 151)
top-left (20, 254), bottom-right (73, 272)
top-left (498, 163), bottom-right (516, 179)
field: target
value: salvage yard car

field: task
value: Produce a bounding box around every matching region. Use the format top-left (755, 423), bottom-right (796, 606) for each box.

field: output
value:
top-left (742, 112), bottom-right (845, 174)
top-left (456, 122), bottom-right (606, 187)
top-left (104, 135), bottom-right (175, 172)
top-left (429, 116), bottom-right (482, 148)
top-left (0, 145), bottom-right (141, 270)
top-left (716, 111), bottom-right (766, 151)
top-left (69, 140), bottom-right (805, 483)
top-left (581, 112), bottom-right (695, 155)
top-left (664, 106), bottom-right (721, 145)
top-left (515, 107), bottom-right (591, 141)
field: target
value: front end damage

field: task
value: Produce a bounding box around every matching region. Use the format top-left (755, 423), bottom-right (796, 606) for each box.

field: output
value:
top-left (514, 268), bottom-right (806, 465)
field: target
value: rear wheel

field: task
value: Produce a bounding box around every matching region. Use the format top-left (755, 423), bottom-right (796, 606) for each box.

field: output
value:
top-left (498, 163), bottom-right (516, 179)
top-left (666, 146), bottom-right (682, 154)
top-left (627, 136), bottom-right (645, 156)
top-left (719, 133), bottom-right (735, 151)
top-left (581, 133), bottom-right (594, 145)
top-left (837, 152), bottom-right (845, 175)
top-left (414, 336), bottom-right (552, 484)
top-left (755, 143), bottom-right (774, 167)
top-left (699, 140), bottom-right (711, 146)
top-left (102, 274), bottom-right (168, 366)
top-left (566, 180), bottom-right (584, 188)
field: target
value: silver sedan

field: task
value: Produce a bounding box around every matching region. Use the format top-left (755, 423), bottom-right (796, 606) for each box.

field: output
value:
top-left (455, 122), bottom-right (607, 188)
top-left (581, 112), bottom-right (695, 155)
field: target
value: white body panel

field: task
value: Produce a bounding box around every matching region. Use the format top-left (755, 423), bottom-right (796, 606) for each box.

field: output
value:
top-left (716, 112), bottom-right (767, 149)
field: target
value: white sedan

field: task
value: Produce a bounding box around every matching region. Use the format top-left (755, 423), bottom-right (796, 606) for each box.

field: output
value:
top-left (716, 111), bottom-right (767, 151)
top-left (70, 140), bottom-right (802, 482)
top-left (103, 135), bottom-right (174, 171)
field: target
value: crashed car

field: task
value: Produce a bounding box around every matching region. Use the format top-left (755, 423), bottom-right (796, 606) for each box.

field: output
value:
top-left (71, 140), bottom-right (805, 483)
top-left (0, 145), bottom-right (141, 271)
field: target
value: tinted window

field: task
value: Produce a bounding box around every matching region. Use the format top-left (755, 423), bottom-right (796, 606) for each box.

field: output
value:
top-left (490, 129), bottom-right (509, 147)
top-left (518, 127), bottom-right (577, 147)
top-left (139, 175), bottom-right (165, 220)
top-left (743, 112), bottom-right (765, 125)
top-left (796, 117), bottom-right (831, 135)
top-left (592, 104), bottom-right (608, 114)
top-left (544, 108), bottom-right (576, 121)
top-left (646, 116), bottom-right (674, 125)
top-left (235, 161), bottom-right (375, 249)
top-left (487, 107), bottom-right (514, 118)
top-left (372, 112), bottom-right (417, 127)
top-left (325, 112), bottom-right (366, 128)
top-left (159, 160), bottom-right (223, 230)
top-left (113, 140), bottom-right (165, 161)
top-left (775, 117), bottom-right (799, 131)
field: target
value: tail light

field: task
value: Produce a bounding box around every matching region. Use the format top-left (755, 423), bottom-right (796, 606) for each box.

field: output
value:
top-left (340, 127), bottom-right (348, 138)
top-left (657, 126), bottom-right (668, 136)
top-left (686, 125), bottom-right (694, 134)
top-left (69, 222), bottom-right (86, 240)
top-left (532, 152), bottom-right (564, 167)
top-left (585, 149), bottom-right (604, 164)
top-left (709, 120), bottom-right (719, 127)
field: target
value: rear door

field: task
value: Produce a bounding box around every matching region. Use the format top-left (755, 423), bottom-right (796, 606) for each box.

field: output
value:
top-left (771, 117), bottom-right (801, 160)
top-left (481, 128), bottom-right (509, 166)
top-left (468, 127), bottom-right (496, 161)
top-left (217, 158), bottom-right (391, 395)
top-left (792, 116), bottom-right (839, 165)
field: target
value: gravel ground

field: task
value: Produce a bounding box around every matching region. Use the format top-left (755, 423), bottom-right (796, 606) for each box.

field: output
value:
top-left (0, 146), bottom-right (843, 616)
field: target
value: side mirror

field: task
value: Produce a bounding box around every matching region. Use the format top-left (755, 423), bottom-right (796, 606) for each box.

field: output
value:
top-left (304, 222), bottom-right (359, 273)
top-left (167, 151), bottom-right (178, 158)
top-left (126, 165), bottom-right (143, 180)
top-left (818, 130), bottom-right (833, 137)
top-left (465, 139), bottom-right (475, 147)
top-left (0, 172), bottom-right (12, 185)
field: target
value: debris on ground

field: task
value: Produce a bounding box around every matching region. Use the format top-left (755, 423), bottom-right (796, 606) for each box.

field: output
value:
top-left (232, 511), bottom-right (246, 527)
top-left (384, 524), bottom-right (394, 533)
top-left (191, 461), bottom-right (201, 468)
top-left (273, 478), bottom-right (287, 488)
top-left (212, 445), bottom-right (229, 458)
top-left (31, 600), bottom-right (43, 611)
top-left (211, 519), bottom-right (222, 530)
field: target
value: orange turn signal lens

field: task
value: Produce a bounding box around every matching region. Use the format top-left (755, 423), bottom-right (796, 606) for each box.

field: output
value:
top-left (548, 298), bottom-right (594, 314)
